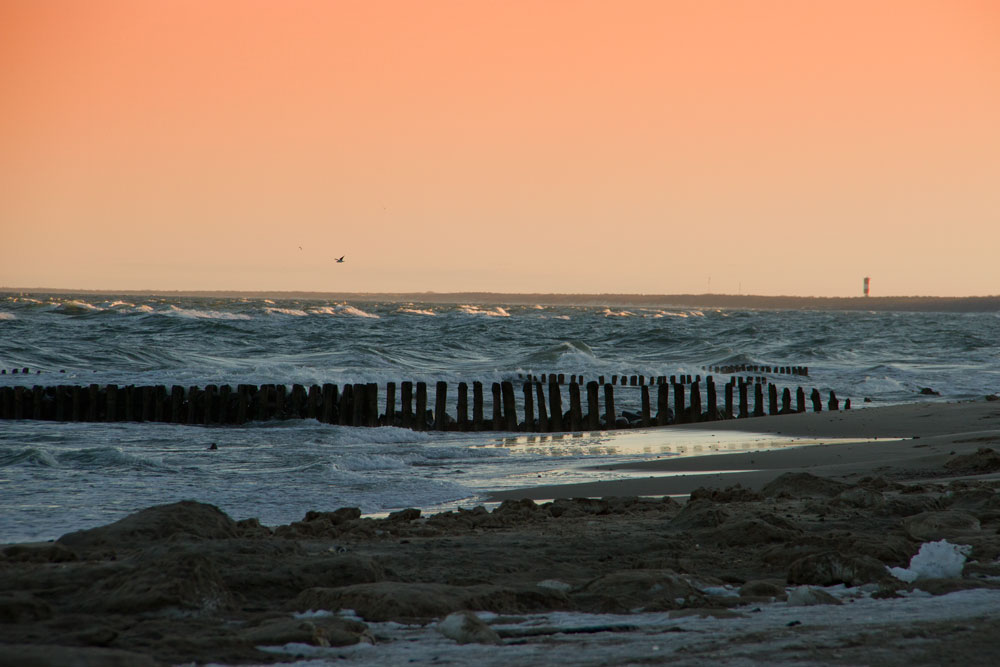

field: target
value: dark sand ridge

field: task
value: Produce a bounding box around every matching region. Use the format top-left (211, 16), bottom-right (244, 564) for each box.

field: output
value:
top-left (488, 400), bottom-right (1000, 501)
top-left (3, 399), bottom-right (1000, 665)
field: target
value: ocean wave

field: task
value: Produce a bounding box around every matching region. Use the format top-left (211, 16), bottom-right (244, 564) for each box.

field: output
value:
top-left (0, 447), bottom-right (59, 467)
top-left (57, 447), bottom-right (175, 472)
top-left (602, 308), bottom-right (635, 317)
top-left (522, 341), bottom-right (598, 366)
top-left (265, 307), bottom-right (310, 317)
top-left (309, 305), bottom-right (380, 319)
top-left (0, 312), bottom-right (15, 320)
top-left (458, 305), bottom-right (510, 317)
top-left (164, 305), bottom-right (252, 320)
top-left (53, 300), bottom-right (102, 314)
top-left (399, 307), bottom-right (436, 316)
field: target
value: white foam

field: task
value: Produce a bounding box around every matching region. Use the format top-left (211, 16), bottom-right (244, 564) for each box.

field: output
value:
top-left (165, 305), bottom-right (252, 320)
top-left (601, 308), bottom-right (634, 317)
top-left (265, 307), bottom-right (310, 317)
top-left (458, 305), bottom-right (510, 317)
top-left (0, 312), bottom-right (15, 320)
top-left (399, 308), bottom-right (436, 316)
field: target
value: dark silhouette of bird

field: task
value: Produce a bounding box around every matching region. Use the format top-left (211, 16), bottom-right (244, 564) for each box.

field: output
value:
top-left (335, 256), bottom-right (345, 263)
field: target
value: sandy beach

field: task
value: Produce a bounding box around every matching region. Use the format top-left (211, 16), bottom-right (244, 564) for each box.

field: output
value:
top-left (3, 399), bottom-right (1000, 666)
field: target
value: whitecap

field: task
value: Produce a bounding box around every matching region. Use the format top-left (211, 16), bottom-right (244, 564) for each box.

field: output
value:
top-left (165, 305), bottom-right (252, 320)
top-left (458, 305), bottom-right (510, 317)
top-left (265, 307), bottom-right (310, 317)
top-left (0, 312), bottom-right (15, 320)
top-left (601, 308), bottom-right (634, 317)
top-left (399, 308), bottom-right (436, 316)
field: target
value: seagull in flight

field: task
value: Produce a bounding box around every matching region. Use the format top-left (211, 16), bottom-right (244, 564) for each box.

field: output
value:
top-left (335, 256), bottom-right (345, 263)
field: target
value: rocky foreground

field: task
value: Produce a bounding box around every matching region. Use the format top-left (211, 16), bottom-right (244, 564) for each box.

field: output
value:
top-left (3, 451), bottom-right (1000, 666)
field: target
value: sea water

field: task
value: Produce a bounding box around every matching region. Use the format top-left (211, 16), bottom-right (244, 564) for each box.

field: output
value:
top-left (1, 293), bottom-right (998, 543)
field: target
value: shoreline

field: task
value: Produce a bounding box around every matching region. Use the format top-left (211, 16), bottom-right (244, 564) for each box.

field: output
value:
top-left (488, 400), bottom-right (1000, 501)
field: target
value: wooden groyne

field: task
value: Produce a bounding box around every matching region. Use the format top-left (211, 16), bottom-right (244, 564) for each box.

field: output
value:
top-left (0, 374), bottom-right (848, 432)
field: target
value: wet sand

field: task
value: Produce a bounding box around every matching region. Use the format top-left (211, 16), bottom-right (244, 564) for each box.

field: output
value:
top-left (3, 399), bottom-right (1000, 666)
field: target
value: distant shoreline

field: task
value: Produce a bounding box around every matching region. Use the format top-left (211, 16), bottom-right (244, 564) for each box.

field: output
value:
top-left (2, 287), bottom-right (999, 312)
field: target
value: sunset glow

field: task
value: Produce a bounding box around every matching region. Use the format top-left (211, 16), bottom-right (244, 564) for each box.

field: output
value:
top-left (3, 0), bottom-right (999, 296)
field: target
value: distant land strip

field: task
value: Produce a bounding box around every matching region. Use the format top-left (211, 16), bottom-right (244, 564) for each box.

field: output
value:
top-left (3, 288), bottom-right (1000, 312)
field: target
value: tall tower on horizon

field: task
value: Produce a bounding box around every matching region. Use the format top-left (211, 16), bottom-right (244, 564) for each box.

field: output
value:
top-left (863, 276), bottom-right (870, 297)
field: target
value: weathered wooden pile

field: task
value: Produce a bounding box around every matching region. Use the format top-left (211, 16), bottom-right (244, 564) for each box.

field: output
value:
top-left (0, 371), bottom-right (846, 432)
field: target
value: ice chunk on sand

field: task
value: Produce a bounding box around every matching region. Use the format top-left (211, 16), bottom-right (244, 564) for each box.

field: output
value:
top-left (888, 540), bottom-right (972, 583)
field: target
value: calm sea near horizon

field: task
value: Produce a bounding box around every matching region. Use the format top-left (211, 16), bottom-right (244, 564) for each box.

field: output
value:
top-left (1, 292), bottom-right (998, 543)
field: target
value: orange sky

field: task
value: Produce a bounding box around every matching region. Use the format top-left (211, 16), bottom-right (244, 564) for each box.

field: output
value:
top-left (2, 0), bottom-right (998, 296)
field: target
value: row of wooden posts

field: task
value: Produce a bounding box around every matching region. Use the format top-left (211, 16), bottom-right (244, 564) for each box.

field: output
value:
top-left (0, 378), bottom-right (846, 432)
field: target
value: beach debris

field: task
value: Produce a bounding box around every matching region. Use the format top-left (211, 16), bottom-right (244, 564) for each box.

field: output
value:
top-left (919, 387), bottom-right (940, 395)
top-left (536, 579), bottom-right (572, 593)
top-left (887, 540), bottom-right (972, 583)
top-left (437, 610), bottom-right (502, 645)
top-left (242, 615), bottom-right (373, 648)
top-left (903, 510), bottom-right (981, 541)
top-left (787, 552), bottom-right (894, 587)
top-left (986, 394), bottom-right (999, 401)
top-left (786, 586), bottom-right (842, 606)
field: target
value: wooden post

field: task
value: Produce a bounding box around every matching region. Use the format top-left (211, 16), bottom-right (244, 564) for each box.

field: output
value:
top-left (401, 381), bottom-right (413, 428)
top-left (630, 375), bottom-right (638, 386)
top-left (828, 390), bottom-right (839, 411)
top-left (502, 381), bottom-right (517, 431)
top-left (52, 385), bottom-right (67, 421)
top-left (365, 383), bottom-right (378, 426)
top-left (275, 385), bottom-right (287, 420)
top-left (604, 383), bottom-right (616, 429)
top-left (725, 381), bottom-right (734, 417)
top-left (384, 382), bottom-right (396, 425)
top-left (201, 385), bottom-right (216, 424)
top-left (435, 381), bottom-right (448, 430)
top-left (351, 383), bottom-right (365, 425)
top-left (673, 382), bottom-right (685, 424)
top-left (535, 382), bottom-right (549, 432)
top-left (768, 384), bottom-right (778, 415)
top-left (796, 387), bottom-right (805, 413)
top-left (706, 377), bottom-right (718, 420)
top-left (810, 388), bottom-right (822, 412)
top-left (548, 379), bottom-right (563, 432)
top-left (321, 384), bottom-right (337, 424)
top-left (612, 375), bottom-right (618, 385)
top-left (457, 382), bottom-right (469, 430)
top-left (522, 381), bottom-right (534, 431)
top-left (255, 385), bottom-right (270, 422)
top-left (640, 385), bottom-right (651, 427)
top-left (753, 383), bottom-right (765, 417)
top-left (32, 385), bottom-right (44, 420)
top-left (587, 381), bottom-right (600, 430)
top-left (569, 381), bottom-right (582, 431)
top-left (307, 385), bottom-right (322, 420)
top-left (656, 382), bottom-right (669, 426)
top-left (185, 386), bottom-right (199, 424)
top-left (12, 386), bottom-right (26, 419)
top-left (689, 381), bottom-right (702, 422)
top-left (291, 384), bottom-right (307, 419)
top-left (472, 381), bottom-right (484, 431)
top-left (491, 382), bottom-right (502, 430)
top-left (87, 384), bottom-right (100, 422)
top-left (781, 387), bottom-right (791, 413)
top-left (415, 382), bottom-right (428, 430)
top-left (339, 384), bottom-right (354, 425)
top-left (738, 381), bottom-right (748, 418)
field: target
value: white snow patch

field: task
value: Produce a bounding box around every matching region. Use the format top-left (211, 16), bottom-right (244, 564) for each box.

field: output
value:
top-left (888, 540), bottom-right (972, 582)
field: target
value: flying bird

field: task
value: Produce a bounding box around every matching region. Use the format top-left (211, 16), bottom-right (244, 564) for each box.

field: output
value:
top-left (335, 256), bottom-right (345, 263)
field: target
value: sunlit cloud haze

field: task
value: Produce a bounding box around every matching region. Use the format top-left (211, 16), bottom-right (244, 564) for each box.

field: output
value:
top-left (2, 0), bottom-right (998, 296)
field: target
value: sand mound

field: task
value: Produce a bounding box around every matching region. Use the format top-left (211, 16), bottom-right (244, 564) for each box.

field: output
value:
top-left (58, 501), bottom-right (239, 549)
top-left (761, 472), bottom-right (850, 498)
top-left (944, 448), bottom-right (1000, 475)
